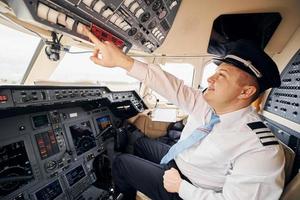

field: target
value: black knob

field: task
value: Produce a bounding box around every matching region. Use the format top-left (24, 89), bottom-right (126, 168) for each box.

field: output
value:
top-left (140, 12), bottom-right (151, 22)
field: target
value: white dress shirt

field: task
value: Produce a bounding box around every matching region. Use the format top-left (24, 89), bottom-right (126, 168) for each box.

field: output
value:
top-left (128, 60), bottom-right (285, 200)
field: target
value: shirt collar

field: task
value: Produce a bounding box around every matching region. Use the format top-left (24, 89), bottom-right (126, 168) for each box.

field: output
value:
top-left (212, 106), bottom-right (253, 129)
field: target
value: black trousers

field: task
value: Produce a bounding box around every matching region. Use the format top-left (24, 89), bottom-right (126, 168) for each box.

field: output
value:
top-left (112, 137), bottom-right (187, 200)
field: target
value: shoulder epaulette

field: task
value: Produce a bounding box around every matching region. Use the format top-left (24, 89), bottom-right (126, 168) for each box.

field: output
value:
top-left (247, 121), bottom-right (279, 147)
top-left (247, 121), bottom-right (267, 130)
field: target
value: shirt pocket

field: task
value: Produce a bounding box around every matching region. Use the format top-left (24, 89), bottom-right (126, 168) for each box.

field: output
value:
top-left (191, 136), bottom-right (231, 173)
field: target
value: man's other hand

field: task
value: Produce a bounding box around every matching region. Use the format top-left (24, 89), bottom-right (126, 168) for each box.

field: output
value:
top-left (82, 26), bottom-right (134, 71)
top-left (163, 168), bottom-right (182, 193)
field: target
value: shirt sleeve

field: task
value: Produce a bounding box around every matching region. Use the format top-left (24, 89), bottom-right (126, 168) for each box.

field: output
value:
top-left (127, 60), bottom-right (204, 114)
top-left (178, 147), bottom-right (285, 200)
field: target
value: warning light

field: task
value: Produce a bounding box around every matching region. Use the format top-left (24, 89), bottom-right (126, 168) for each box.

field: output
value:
top-left (0, 95), bottom-right (8, 102)
top-left (91, 24), bottom-right (125, 48)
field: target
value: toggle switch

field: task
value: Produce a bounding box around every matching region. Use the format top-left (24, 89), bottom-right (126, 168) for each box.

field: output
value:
top-left (135, 8), bottom-right (144, 18)
top-left (154, 30), bottom-right (160, 37)
top-left (122, 24), bottom-right (131, 31)
top-left (102, 8), bottom-right (113, 18)
top-left (119, 21), bottom-right (128, 29)
top-left (66, 17), bottom-right (75, 30)
top-left (93, 1), bottom-right (105, 13)
top-left (37, 3), bottom-right (50, 20)
top-left (152, 27), bottom-right (158, 34)
top-left (110, 14), bottom-right (119, 23)
top-left (124, 0), bottom-right (135, 7)
top-left (123, 46), bottom-right (128, 52)
top-left (77, 23), bottom-right (85, 34)
top-left (130, 2), bottom-right (139, 13)
top-left (115, 16), bottom-right (124, 27)
top-left (48, 9), bottom-right (59, 24)
top-left (169, 1), bottom-right (178, 10)
top-left (57, 13), bottom-right (67, 26)
top-left (83, 0), bottom-right (94, 7)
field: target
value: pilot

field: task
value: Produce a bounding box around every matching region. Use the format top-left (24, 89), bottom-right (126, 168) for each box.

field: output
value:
top-left (83, 27), bottom-right (285, 200)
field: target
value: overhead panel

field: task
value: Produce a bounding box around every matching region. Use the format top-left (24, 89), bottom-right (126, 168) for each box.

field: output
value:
top-left (8, 0), bottom-right (181, 53)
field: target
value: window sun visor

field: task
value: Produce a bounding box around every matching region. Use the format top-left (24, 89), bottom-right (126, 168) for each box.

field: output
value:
top-left (207, 13), bottom-right (282, 56)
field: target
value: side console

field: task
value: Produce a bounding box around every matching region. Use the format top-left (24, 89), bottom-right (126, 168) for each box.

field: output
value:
top-left (263, 49), bottom-right (300, 178)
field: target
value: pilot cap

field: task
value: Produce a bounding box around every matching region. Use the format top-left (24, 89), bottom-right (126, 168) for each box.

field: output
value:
top-left (213, 40), bottom-right (281, 93)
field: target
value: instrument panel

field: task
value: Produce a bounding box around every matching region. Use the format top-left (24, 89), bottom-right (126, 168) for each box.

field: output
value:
top-left (34, 179), bottom-right (64, 200)
top-left (35, 130), bottom-right (60, 160)
top-left (264, 49), bottom-right (300, 124)
top-left (0, 85), bottom-right (146, 115)
top-left (65, 165), bottom-right (86, 187)
top-left (0, 85), bottom-right (145, 200)
top-left (0, 141), bottom-right (35, 197)
top-left (69, 120), bottom-right (97, 156)
top-left (8, 0), bottom-right (181, 53)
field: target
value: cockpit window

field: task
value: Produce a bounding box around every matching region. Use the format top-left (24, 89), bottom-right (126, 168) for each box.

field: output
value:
top-left (0, 24), bottom-right (40, 85)
top-left (152, 63), bottom-right (194, 102)
top-left (162, 63), bottom-right (194, 86)
top-left (49, 46), bottom-right (140, 91)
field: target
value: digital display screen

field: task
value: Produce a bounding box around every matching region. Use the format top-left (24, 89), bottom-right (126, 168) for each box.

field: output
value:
top-left (35, 131), bottom-right (60, 160)
top-left (65, 165), bottom-right (86, 187)
top-left (69, 121), bottom-right (96, 156)
top-left (96, 115), bottom-right (112, 131)
top-left (35, 180), bottom-right (63, 200)
top-left (0, 141), bottom-right (34, 197)
top-left (32, 114), bottom-right (49, 128)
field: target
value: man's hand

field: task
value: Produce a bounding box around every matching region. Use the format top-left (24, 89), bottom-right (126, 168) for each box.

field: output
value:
top-left (163, 168), bottom-right (182, 193)
top-left (82, 26), bottom-right (134, 71)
